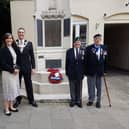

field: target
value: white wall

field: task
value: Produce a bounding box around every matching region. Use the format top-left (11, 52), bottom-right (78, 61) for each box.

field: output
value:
top-left (36, 0), bottom-right (70, 16)
top-left (11, 0), bottom-right (129, 45)
top-left (70, 0), bottom-right (129, 43)
top-left (11, 0), bottom-right (129, 70)
top-left (11, 0), bottom-right (35, 48)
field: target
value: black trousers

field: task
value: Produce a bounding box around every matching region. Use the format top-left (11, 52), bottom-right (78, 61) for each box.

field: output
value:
top-left (69, 80), bottom-right (82, 103)
top-left (17, 71), bottom-right (34, 103)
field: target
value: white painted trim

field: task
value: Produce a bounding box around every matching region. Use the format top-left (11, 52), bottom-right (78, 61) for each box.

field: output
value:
top-left (104, 20), bottom-right (129, 24)
top-left (76, 24), bottom-right (80, 37)
top-left (36, 70), bottom-right (65, 74)
top-left (70, 16), bottom-right (73, 48)
top-left (35, 49), bottom-right (66, 54)
top-left (72, 21), bottom-right (88, 25)
top-left (32, 81), bottom-right (69, 86)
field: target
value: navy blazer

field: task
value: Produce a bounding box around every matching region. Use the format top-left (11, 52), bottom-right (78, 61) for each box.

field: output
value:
top-left (84, 44), bottom-right (107, 76)
top-left (16, 40), bottom-right (35, 73)
top-left (0, 46), bottom-right (20, 73)
top-left (65, 48), bottom-right (85, 80)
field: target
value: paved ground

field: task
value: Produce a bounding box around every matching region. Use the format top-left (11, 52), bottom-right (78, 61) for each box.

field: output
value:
top-left (0, 70), bottom-right (129, 129)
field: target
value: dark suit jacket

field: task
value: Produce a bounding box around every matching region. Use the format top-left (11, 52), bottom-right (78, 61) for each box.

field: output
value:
top-left (16, 40), bottom-right (35, 73)
top-left (65, 48), bottom-right (85, 80)
top-left (0, 45), bottom-right (20, 73)
top-left (84, 44), bottom-right (107, 76)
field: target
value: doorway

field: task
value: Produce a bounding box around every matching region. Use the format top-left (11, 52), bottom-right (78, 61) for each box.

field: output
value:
top-left (104, 23), bottom-right (129, 70)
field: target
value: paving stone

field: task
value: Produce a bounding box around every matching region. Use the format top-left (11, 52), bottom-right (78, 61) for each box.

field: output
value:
top-left (0, 71), bottom-right (129, 129)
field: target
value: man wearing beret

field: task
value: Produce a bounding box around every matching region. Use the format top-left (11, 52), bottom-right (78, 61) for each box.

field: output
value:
top-left (85, 34), bottom-right (107, 108)
top-left (65, 37), bottom-right (85, 108)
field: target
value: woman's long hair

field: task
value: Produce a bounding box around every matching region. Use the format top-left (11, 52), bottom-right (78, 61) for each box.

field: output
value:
top-left (1, 33), bottom-right (16, 48)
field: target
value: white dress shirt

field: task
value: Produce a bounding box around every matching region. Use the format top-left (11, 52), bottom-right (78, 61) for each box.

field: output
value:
top-left (74, 48), bottom-right (79, 59)
top-left (8, 46), bottom-right (17, 65)
top-left (18, 39), bottom-right (26, 53)
top-left (96, 47), bottom-right (101, 60)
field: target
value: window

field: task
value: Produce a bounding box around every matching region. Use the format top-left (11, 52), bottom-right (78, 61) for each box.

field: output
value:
top-left (45, 20), bottom-right (61, 47)
top-left (64, 18), bottom-right (70, 36)
top-left (72, 23), bottom-right (87, 48)
top-left (73, 25), bottom-right (76, 42)
top-left (46, 59), bottom-right (61, 68)
top-left (80, 24), bottom-right (87, 47)
top-left (37, 19), bottom-right (43, 46)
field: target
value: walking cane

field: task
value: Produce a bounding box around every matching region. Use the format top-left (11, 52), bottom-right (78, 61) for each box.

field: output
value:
top-left (103, 75), bottom-right (112, 107)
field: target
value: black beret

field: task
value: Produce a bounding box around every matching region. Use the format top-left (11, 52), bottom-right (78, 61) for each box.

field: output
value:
top-left (74, 37), bottom-right (80, 42)
top-left (93, 34), bottom-right (102, 38)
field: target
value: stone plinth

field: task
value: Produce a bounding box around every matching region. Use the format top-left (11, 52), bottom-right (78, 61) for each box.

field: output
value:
top-left (21, 71), bottom-right (88, 101)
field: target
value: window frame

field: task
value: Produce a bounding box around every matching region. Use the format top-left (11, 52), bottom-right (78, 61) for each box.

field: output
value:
top-left (42, 18), bottom-right (63, 48)
top-left (72, 21), bottom-right (88, 47)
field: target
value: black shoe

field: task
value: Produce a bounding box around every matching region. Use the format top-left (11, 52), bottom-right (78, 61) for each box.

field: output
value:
top-left (69, 102), bottom-right (75, 107)
top-left (9, 108), bottom-right (19, 112)
top-left (4, 110), bottom-right (11, 116)
top-left (29, 101), bottom-right (38, 107)
top-left (87, 101), bottom-right (93, 106)
top-left (76, 102), bottom-right (83, 108)
top-left (13, 96), bottom-right (22, 108)
top-left (96, 102), bottom-right (101, 108)
top-left (13, 101), bottom-right (20, 108)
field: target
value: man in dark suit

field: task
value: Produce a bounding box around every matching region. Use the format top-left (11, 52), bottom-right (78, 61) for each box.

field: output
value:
top-left (85, 34), bottom-right (107, 108)
top-left (65, 37), bottom-right (85, 108)
top-left (14, 27), bottom-right (38, 107)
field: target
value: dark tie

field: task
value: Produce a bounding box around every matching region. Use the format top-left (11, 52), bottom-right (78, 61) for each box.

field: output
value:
top-left (76, 48), bottom-right (79, 60)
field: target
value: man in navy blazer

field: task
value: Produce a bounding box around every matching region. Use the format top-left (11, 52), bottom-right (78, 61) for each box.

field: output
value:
top-left (85, 34), bottom-right (107, 108)
top-left (13, 27), bottom-right (38, 108)
top-left (65, 37), bottom-right (85, 108)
